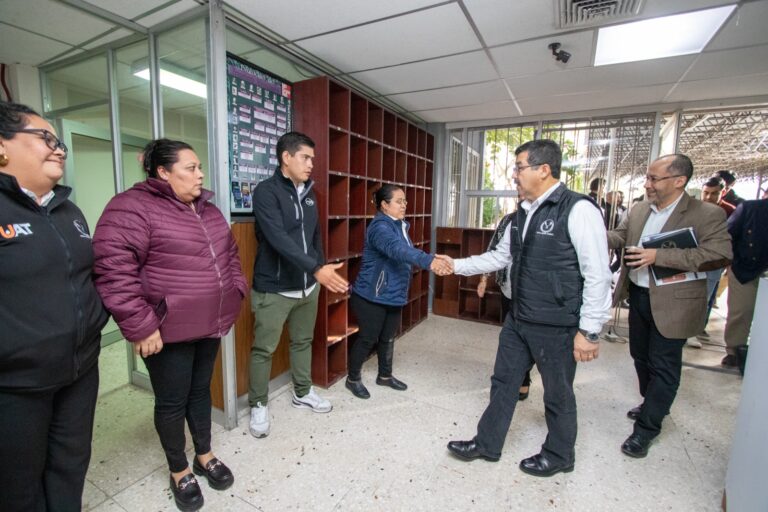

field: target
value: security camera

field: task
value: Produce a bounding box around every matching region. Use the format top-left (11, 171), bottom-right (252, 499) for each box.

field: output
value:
top-left (548, 42), bottom-right (571, 64)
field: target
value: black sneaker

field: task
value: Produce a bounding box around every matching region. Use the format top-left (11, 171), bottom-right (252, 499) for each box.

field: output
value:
top-left (170, 473), bottom-right (203, 512)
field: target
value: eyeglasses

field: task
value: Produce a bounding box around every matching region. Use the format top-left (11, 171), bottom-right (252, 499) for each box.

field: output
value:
top-left (644, 174), bottom-right (679, 184)
top-left (387, 199), bottom-right (407, 206)
top-left (13, 129), bottom-right (68, 156)
top-left (513, 163), bottom-right (541, 173)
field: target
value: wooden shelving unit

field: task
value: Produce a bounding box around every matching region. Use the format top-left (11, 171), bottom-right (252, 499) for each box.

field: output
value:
top-left (293, 76), bottom-right (435, 387)
top-left (433, 227), bottom-right (505, 326)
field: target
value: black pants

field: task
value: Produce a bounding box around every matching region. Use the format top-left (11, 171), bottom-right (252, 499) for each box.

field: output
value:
top-left (500, 295), bottom-right (531, 388)
top-left (0, 363), bottom-right (99, 512)
top-left (628, 283), bottom-right (685, 440)
top-left (143, 338), bottom-right (220, 473)
top-left (348, 293), bottom-right (402, 381)
top-left (476, 315), bottom-right (578, 464)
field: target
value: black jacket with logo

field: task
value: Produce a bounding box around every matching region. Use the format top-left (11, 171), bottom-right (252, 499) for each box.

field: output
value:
top-left (509, 184), bottom-right (597, 327)
top-left (0, 172), bottom-right (108, 391)
top-left (252, 168), bottom-right (325, 293)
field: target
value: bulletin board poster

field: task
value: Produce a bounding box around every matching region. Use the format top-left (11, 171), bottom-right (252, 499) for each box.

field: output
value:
top-left (226, 53), bottom-right (292, 215)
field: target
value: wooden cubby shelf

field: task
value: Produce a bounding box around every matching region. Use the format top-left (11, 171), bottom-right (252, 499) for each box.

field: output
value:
top-left (294, 76), bottom-right (435, 387)
top-left (433, 227), bottom-right (505, 326)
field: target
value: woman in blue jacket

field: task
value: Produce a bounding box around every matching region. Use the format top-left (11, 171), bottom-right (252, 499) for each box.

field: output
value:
top-left (346, 184), bottom-right (447, 399)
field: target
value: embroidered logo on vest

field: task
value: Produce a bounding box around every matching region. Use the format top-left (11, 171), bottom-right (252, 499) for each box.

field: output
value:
top-left (537, 219), bottom-right (555, 236)
top-left (74, 220), bottom-right (91, 239)
top-left (0, 223), bottom-right (33, 239)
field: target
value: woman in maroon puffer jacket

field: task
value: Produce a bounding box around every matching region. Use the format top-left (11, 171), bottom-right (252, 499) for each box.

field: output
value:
top-left (93, 139), bottom-right (247, 512)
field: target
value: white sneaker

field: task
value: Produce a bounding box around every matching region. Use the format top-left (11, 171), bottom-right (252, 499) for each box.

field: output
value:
top-left (686, 338), bottom-right (703, 348)
top-left (249, 402), bottom-right (270, 438)
top-left (292, 386), bottom-right (332, 413)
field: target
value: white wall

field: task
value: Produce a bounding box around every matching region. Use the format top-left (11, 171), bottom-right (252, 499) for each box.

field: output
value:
top-left (6, 64), bottom-right (42, 111)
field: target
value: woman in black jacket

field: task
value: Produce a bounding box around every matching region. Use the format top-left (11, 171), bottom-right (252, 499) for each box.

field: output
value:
top-left (0, 101), bottom-right (108, 511)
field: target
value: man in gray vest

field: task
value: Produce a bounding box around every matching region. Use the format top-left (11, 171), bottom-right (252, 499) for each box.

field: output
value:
top-left (444, 139), bottom-right (612, 477)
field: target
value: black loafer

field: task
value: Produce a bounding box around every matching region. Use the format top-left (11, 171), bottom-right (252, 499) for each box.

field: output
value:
top-left (721, 354), bottom-right (738, 368)
top-left (519, 389), bottom-right (530, 401)
top-left (627, 405), bottom-right (642, 421)
top-left (376, 375), bottom-right (407, 390)
top-left (345, 378), bottom-right (370, 399)
top-left (621, 433), bottom-right (650, 458)
top-left (170, 473), bottom-right (204, 512)
top-left (447, 440), bottom-right (500, 462)
top-left (192, 457), bottom-right (234, 491)
top-left (519, 453), bottom-right (574, 477)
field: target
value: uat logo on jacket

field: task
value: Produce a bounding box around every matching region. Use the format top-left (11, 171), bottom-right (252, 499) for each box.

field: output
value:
top-left (0, 223), bottom-right (33, 239)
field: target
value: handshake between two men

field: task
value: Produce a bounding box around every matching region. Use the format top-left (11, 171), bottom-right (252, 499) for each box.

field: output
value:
top-left (429, 254), bottom-right (455, 276)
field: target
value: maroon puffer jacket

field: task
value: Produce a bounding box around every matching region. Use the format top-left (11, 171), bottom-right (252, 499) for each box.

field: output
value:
top-left (93, 179), bottom-right (248, 344)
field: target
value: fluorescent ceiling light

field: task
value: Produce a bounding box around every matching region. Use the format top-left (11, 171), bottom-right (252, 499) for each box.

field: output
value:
top-left (134, 68), bottom-right (207, 99)
top-left (594, 5), bottom-right (736, 66)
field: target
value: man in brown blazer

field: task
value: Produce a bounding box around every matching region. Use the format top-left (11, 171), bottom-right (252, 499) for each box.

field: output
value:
top-left (607, 154), bottom-right (732, 458)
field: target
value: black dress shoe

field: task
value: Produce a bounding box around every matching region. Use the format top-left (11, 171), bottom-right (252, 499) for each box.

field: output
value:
top-left (519, 453), bottom-right (574, 477)
top-left (345, 378), bottom-right (371, 399)
top-left (170, 473), bottom-right (204, 512)
top-left (447, 440), bottom-right (500, 462)
top-left (519, 388), bottom-right (530, 401)
top-left (721, 354), bottom-right (738, 368)
top-left (192, 456), bottom-right (234, 491)
top-left (376, 375), bottom-right (408, 391)
top-left (627, 405), bottom-right (642, 421)
top-left (621, 433), bottom-right (650, 458)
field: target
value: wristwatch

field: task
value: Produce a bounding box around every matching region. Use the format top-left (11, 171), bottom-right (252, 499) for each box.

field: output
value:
top-left (578, 329), bottom-right (600, 343)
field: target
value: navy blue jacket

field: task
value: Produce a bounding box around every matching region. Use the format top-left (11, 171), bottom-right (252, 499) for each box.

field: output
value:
top-left (352, 213), bottom-right (434, 306)
top-left (728, 199), bottom-right (768, 284)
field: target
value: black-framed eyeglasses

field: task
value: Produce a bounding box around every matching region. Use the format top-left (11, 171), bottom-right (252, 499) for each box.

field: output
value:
top-left (13, 129), bottom-right (68, 156)
top-left (387, 199), bottom-right (407, 206)
top-left (644, 174), bottom-right (679, 184)
top-left (513, 163), bottom-right (541, 173)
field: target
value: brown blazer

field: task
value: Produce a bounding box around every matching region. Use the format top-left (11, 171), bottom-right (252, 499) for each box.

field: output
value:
top-left (607, 192), bottom-right (732, 339)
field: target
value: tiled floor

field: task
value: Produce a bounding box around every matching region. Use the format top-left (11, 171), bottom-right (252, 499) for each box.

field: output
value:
top-left (85, 305), bottom-right (740, 511)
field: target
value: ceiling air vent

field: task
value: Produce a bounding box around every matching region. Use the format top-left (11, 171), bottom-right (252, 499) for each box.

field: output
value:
top-left (555, 0), bottom-right (644, 29)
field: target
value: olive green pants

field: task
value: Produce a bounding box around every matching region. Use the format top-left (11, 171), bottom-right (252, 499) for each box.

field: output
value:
top-left (248, 286), bottom-right (319, 406)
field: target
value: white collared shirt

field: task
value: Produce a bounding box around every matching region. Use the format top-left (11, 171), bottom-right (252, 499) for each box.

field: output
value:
top-left (629, 191), bottom-right (685, 289)
top-left (279, 177), bottom-right (317, 299)
top-left (21, 187), bottom-right (55, 207)
top-left (387, 213), bottom-right (412, 246)
top-left (454, 182), bottom-right (612, 333)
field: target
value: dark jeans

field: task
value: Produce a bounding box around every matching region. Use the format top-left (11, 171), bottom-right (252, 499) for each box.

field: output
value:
top-left (500, 295), bottom-right (531, 388)
top-left (628, 283), bottom-right (685, 439)
top-left (348, 293), bottom-right (402, 381)
top-left (0, 363), bottom-right (99, 512)
top-left (143, 338), bottom-right (220, 473)
top-left (475, 315), bottom-right (578, 464)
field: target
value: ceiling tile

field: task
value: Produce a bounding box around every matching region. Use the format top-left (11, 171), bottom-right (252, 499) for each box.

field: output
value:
top-left (640, 0), bottom-right (737, 18)
top-left (82, 0), bottom-right (177, 21)
top-left (706, 1), bottom-right (768, 51)
top-left (349, 51), bottom-right (498, 95)
top-left (505, 55), bottom-right (694, 99)
top-left (296, 3), bottom-right (481, 72)
top-left (83, 29), bottom-right (134, 50)
top-left (517, 84), bottom-right (674, 116)
top-left (387, 80), bottom-right (510, 111)
top-left (0, 0), bottom-right (114, 46)
top-left (490, 31), bottom-right (595, 78)
top-left (133, 0), bottom-right (200, 28)
top-left (686, 44), bottom-right (768, 81)
top-left (0, 23), bottom-right (73, 66)
top-left (416, 100), bottom-right (521, 123)
top-left (464, 0), bottom-right (562, 47)
top-left (227, 0), bottom-right (442, 41)
top-left (664, 73), bottom-right (768, 103)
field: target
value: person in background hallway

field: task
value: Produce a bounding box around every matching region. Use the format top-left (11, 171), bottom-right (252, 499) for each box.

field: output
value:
top-left (93, 139), bottom-right (247, 512)
top-left (444, 139), bottom-right (612, 477)
top-left (589, 177), bottom-right (606, 206)
top-left (345, 185), bottom-right (450, 399)
top-left (722, 197), bottom-right (768, 368)
top-left (607, 154), bottom-right (731, 459)
top-left (475, 209), bottom-right (532, 401)
top-left (715, 170), bottom-right (744, 206)
top-left (248, 132), bottom-right (348, 438)
top-left (0, 101), bottom-right (109, 511)
top-left (605, 191), bottom-right (625, 273)
top-left (692, 176), bottom-right (736, 347)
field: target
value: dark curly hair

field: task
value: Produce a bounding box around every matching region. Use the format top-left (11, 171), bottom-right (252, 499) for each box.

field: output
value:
top-left (0, 101), bottom-right (40, 139)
